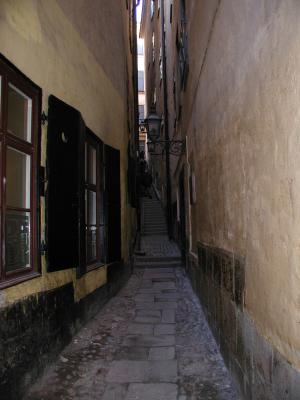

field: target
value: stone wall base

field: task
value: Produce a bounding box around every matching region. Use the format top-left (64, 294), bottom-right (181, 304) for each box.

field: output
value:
top-left (187, 242), bottom-right (300, 400)
top-left (0, 262), bottom-right (132, 400)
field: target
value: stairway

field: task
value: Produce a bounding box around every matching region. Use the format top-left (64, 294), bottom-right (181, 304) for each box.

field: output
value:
top-left (135, 191), bottom-right (182, 269)
top-left (141, 196), bottom-right (168, 235)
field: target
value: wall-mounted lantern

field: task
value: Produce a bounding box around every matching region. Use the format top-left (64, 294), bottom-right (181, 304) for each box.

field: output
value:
top-left (140, 105), bottom-right (185, 156)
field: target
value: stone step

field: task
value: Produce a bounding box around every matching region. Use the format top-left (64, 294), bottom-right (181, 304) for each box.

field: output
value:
top-left (144, 219), bottom-right (166, 222)
top-left (143, 212), bottom-right (165, 216)
top-left (143, 229), bottom-right (168, 234)
top-left (143, 224), bottom-right (167, 227)
top-left (143, 217), bottom-right (165, 220)
top-left (144, 210), bottom-right (164, 216)
top-left (143, 224), bottom-right (167, 231)
top-left (134, 260), bottom-right (182, 269)
top-left (135, 256), bottom-right (181, 263)
top-left (144, 223), bottom-right (167, 227)
top-left (143, 212), bottom-right (165, 215)
top-left (141, 232), bottom-right (168, 236)
top-left (143, 228), bottom-right (167, 231)
top-left (144, 227), bottom-right (167, 231)
top-left (143, 215), bottom-right (166, 219)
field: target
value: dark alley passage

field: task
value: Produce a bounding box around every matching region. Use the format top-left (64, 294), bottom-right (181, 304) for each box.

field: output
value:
top-left (25, 263), bottom-right (239, 400)
top-left (2, 1), bottom-right (300, 398)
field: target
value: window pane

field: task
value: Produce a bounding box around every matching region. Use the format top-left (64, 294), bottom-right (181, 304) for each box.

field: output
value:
top-left (7, 84), bottom-right (32, 142)
top-left (139, 105), bottom-right (145, 121)
top-left (138, 41), bottom-right (144, 55)
top-left (5, 210), bottom-right (30, 273)
top-left (138, 71), bottom-right (144, 91)
top-left (87, 190), bottom-right (96, 225)
top-left (88, 145), bottom-right (96, 185)
top-left (6, 147), bottom-right (31, 208)
top-left (86, 226), bottom-right (97, 263)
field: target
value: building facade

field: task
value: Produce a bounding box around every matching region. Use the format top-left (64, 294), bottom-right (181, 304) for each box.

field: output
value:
top-left (137, 21), bottom-right (148, 159)
top-left (141, 0), bottom-right (300, 398)
top-left (0, 1), bottom-right (138, 398)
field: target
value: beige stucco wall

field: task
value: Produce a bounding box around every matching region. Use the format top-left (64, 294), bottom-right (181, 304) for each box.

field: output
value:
top-left (183, 0), bottom-right (300, 370)
top-left (0, 0), bottom-right (135, 306)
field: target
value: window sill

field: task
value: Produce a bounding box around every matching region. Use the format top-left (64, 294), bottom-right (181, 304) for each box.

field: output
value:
top-left (0, 271), bottom-right (41, 290)
top-left (86, 262), bottom-right (106, 273)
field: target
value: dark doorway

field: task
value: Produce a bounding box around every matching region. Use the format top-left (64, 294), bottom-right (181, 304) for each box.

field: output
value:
top-left (179, 167), bottom-right (186, 264)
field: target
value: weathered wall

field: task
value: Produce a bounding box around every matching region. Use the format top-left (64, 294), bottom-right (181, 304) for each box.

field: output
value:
top-left (0, 1), bottom-right (136, 398)
top-left (182, 0), bottom-right (300, 398)
top-left (0, 0), bottom-right (135, 306)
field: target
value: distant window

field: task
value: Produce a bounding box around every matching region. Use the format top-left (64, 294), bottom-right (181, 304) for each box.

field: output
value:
top-left (151, 0), bottom-right (154, 18)
top-left (153, 88), bottom-right (157, 105)
top-left (152, 33), bottom-right (155, 63)
top-left (139, 105), bottom-right (145, 121)
top-left (138, 71), bottom-right (145, 91)
top-left (159, 46), bottom-right (163, 82)
top-left (138, 41), bottom-right (144, 55)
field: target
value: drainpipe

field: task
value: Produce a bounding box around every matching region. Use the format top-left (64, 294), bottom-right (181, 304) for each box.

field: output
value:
top-left (161, 0), bottom-right (172, 239)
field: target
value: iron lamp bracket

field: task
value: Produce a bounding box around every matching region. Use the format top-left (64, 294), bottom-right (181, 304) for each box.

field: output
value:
top-left (147, 139), bottom-right (185, 156)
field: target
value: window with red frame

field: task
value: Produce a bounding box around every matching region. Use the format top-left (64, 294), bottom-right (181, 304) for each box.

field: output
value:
top-left (0, 56), bottom-right (41, 288)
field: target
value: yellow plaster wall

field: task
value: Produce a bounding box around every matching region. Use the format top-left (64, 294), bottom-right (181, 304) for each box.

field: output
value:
top-left (184, 0), bottom-right (300, 369)
top-left (0, 0), bottom-right (133, 307)
top-left (74, 266), bottom-right (107, 303)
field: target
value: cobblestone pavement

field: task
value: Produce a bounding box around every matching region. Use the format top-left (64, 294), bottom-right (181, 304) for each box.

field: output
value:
top-left (25, 267), bottom-right (240, 400)
top-left (140, 235), bottom-right (181, 257)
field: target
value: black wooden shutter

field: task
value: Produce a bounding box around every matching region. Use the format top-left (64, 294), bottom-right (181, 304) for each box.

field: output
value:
top-left (105, 145), bottom-right (121, 263)
top-left (46, 95), bottom-right (86, 276)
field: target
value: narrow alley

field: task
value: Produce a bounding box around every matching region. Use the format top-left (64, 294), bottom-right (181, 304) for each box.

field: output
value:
top-left (2, 1), bottom-right (300, 399)
top-left (25, 240), bottom-right (238, 400)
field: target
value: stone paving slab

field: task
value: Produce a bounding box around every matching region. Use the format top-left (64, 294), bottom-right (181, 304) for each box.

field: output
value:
top-left (135, 294), bottom-right (155, 302)
top-left (143, 268), bottom-right (175, 275)
top-left (152, 282), bottom-right (176, 290)
top-left (102, 384), bottom-right (127, 400)
top-left (135, 301), bottom-right (177, 310)
top-left (126, 383), bottom-right (178, 400)
top-left (154, 323), bottom-right (176, 335)
top-left (106, 360), bottom-right (177, 383)
top-left (115, 347), bottom-right (149, 361)
top-left (136, 310), bottom-right (161, 318)
top-left (155, 292), bottom-right (180, 301)
top-left (162, 309), bottom-right (176, 324)
top-left (149, 346), bottom-right (175, 360)
top-left (123, 334), bottom-right (176, 347)
top-left (127, 323), bottom-right (154, 335)
top-left (140, 235), bottom-right (181, 258)
top-left (135, 316), bottom-right (161, 324)
top-left (138, 287), bottom-right (163, 294)
top-left (25, 264), bottom-right (240, 400)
